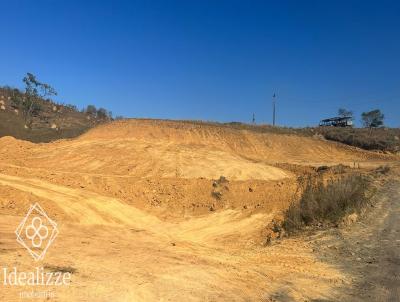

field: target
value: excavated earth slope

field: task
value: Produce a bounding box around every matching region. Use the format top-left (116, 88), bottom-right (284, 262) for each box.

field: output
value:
top-left (0, 119), bottom-right (397, 301)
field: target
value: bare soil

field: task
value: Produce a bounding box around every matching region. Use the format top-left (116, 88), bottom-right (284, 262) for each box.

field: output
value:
top-left (0, 119), bottom-right (398, 301)
top-left (308, 174), bottom-right (400, 302)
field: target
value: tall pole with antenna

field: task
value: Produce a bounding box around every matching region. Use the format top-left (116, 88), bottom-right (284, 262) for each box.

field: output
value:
top-left (272, 93), bottom-right (276, 126)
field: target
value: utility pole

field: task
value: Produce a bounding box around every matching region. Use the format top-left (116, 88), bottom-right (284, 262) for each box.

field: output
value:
top-left (272, 93), bottom-right (276, 126)
top-left (252, 113), bottom-right (255, 124)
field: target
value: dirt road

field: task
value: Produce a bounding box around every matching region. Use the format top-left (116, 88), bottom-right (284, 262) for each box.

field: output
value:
top-left (311, 178), bottom-right (400, 302)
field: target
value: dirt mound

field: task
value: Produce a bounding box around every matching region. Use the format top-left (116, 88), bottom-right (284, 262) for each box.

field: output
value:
top-left (0, 135), bottom-right (35, 152)
top-left (0, 135), bottom-right (34, 146)
top-left (81, 119), bottom-right (393, 163)
top-left (0, 119), bottom-right (395, 183)
top-left (0, 118), bottom-right (395, 220)
top-left (0, 119), bottom-right (398, 301)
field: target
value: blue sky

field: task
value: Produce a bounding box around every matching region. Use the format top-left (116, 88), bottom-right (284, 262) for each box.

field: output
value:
top-left (0, 0), bottom-right (399, 127)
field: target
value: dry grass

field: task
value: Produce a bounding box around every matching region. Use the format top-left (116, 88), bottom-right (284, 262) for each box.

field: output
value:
top-left (374, 165), bottom-right (391, 175)
top-left (183, 121), bottom-right (400, 152)
top-left (283, 174), bottom-right (371, 234)
top-left (316, 127), bottom-right (400, 152)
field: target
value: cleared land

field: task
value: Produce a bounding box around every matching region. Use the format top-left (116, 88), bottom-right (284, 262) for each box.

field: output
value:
top-left (0, 119), bottom-right (398, 301)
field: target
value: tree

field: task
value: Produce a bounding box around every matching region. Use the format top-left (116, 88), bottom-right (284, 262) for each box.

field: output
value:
top-left (338, 108), bottom-right (353, 118)
top-left (85, 105), bottom-right (97, 116)
top-left (96, 107), bottom-right (108, 119)
top-left (361, 109), bottom-right (384, 128)
top-left (10, 89), bottom-right (24, 108)
top-left (22, 73), bottom-right (57, 126)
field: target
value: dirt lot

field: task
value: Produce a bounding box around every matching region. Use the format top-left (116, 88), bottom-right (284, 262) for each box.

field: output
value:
top-left (0, 119), bottom-right (398, 301)
top-left (308, 174), bottom-right (400, 302)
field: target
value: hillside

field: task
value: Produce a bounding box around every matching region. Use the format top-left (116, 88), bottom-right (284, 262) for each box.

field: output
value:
top-left (1, 119), bottom-right (394, 180)
top-left (0, 118), bottom-right (398, 301)
top-left (213, 122), bottom-right (400, 153)
top-left (0, 119), bottom-right (395, 218)
top-left (0, 87), bottom-right (106, 142)
top-left (1, 83), bottom-right (398, 153)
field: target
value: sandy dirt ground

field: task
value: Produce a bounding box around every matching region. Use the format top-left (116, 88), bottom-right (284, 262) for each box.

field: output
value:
top-left (0, 119), bottom-right (398, 301)
top-left (308, 175), bottom-right (400, 302)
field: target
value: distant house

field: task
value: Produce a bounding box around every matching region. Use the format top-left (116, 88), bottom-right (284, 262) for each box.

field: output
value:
top-left (319, 116), bottom-right (353, 127)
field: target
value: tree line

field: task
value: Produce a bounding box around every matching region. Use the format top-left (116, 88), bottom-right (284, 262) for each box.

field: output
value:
top-left (338, 107), bottom-right (385, 128)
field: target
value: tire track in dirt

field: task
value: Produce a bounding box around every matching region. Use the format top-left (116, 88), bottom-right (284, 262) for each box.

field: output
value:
top-left (359, 180), bottom-right (400, 302)
top-left (0, 173), bottom-right (271, 245)
top-left (0, 173), bottom-right (164, 227)
top-left (0, 172), bottom-right (349, 301)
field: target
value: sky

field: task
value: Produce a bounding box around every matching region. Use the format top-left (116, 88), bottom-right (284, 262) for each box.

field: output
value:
top-left (0, 0), bottom-right (399, 127)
